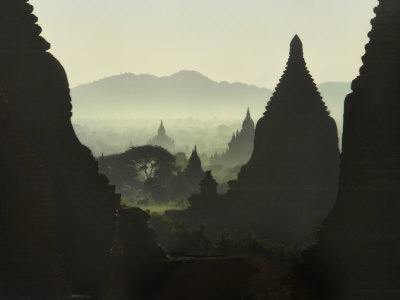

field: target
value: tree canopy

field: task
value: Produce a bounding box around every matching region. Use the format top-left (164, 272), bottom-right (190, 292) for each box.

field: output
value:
top-left (122, 145), bottom-right (176, 179)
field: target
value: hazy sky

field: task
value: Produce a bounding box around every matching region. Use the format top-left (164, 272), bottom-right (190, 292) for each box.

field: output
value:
top-left (30, 0), bottom-right (378, 88)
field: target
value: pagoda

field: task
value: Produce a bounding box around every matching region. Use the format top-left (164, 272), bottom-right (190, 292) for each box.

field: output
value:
top-left (211, 108), bottom-right (255, 167)
top-left (200, 171), bottom-right (218, 197)
top-left (147, 120), bottom-right (175, 151)
top-left (228, 36), bottom-right (340, 246)
top-left (187, 171), bottom-right (219, 207)
top-left (184, 146), bottom-right (205, 194)
top-left (166, 170), bottom-right (222, 233)
top-left (299, 1), bottom-right (400, 298)
top-left (0, 0), bottom-right (119, 294)
top-left (0, 90), bottom-right (71, 298)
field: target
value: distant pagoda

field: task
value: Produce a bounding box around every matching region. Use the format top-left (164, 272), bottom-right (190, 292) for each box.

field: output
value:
top-left (228, 36), bottom-right (340, 246)
top-left (184, 146), bottom-right (205, 194)
top-left (200, 171), bottom-right (218, 197)
top-left (299, 1), bottom-right (400, 298)
top-left (0, 91), bottom-right (71, 298)
top-left (147, 120), bottom-right (175, 151)
top-left (211, 108), bottom-right (255, 167)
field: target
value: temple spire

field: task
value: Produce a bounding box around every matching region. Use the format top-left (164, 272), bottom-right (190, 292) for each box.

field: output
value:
top-left (265, 35), bottom-right (328, 117)
top-left (289, 34), bottom-right (304, 59)
top-left (184, 146), bottom-right (204, 194)
top-left (158, 120), bottom-right (166, 136)
top-left (228, 35), bottom-right (339, 246)
top-left (246, 107), bottom-right (251, 120)
top-left (148, 120), bottom-right (175, 150)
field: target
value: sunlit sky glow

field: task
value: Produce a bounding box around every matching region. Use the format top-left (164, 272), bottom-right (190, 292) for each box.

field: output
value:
top-left (30, 0), bottom-right (378, 88)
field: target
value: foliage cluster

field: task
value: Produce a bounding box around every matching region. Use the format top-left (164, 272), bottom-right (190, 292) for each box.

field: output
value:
top-left (150, 213), bottom-right (294, 263)
top-left (99, 146), bottom-right (190, 207)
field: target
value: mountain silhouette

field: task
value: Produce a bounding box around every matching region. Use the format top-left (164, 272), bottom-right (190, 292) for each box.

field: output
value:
top-left (71, 71), bottom-right (350, 126)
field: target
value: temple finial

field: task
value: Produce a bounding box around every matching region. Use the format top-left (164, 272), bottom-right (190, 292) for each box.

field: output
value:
top-left (158, 120), bottom-right (166, 135)
top-left (246, 107), bottom-right (251, 119)
top-left (290, 34), bottom-right (303, 58)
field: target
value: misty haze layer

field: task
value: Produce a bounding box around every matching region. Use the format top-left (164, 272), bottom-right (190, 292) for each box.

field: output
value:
top-left (71, 71), bottom-right (350, 156)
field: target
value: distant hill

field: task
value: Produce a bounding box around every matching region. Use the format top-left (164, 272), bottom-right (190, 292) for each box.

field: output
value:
top-left (70, 72), bottom-right (351, 154)
top-left (71, 70), bottom-right (272, 121)
top-left (71, 70), bottom-right (350, 124)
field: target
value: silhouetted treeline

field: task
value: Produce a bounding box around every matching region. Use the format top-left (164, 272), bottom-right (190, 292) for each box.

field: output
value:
top-left (98, 145), bottom-right (206, 208)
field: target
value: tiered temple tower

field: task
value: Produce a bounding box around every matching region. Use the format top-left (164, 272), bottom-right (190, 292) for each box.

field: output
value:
top-left (200, 171), bottom-right (218, 197)
top-left (211, 108), bottom-right (255, 167)
top-left (229, 36), bottom-right (340, 245)
top-left (299, 1), bottom-right (400, 299)
top-left (187, 170), bottom-right (219, 207)
top-left (0, 0), bottom-right (120, 294)
top-left (184, 146), bottom-right (205, 194)
top-left (0, 91), bottom-right (71, 298)
top-left (147, 120), bottom-right (175, 151)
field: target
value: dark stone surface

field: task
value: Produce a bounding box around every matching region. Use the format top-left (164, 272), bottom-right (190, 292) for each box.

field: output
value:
top-left (184, 146), bottom-right (205, 194)
top-left (227, 36), bottom-right (340, 246)
top-left (298, 1), bottom-right (400, 299)
top-left (153, 257), bottom-right (257, 300)
top-left (0, 91), bottom-right (71, 298)
top-left (0, 0), bottom-right (117, 295)
top-left (167, 38), bottom-right (339, 246)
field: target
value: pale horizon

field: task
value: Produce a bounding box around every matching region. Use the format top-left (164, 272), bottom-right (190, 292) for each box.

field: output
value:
top-left (30, 0), bottom-right (378, 89)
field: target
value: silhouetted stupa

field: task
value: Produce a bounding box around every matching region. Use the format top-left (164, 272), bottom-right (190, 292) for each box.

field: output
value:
top-left (211, 108), bottom-right (255, 167)
top-left (184, 146), bottom-right (205, 194)
top-left (299, 1), bottom-right (400, 298)
top-left (229, 36), bottom-right (340, 245)
top-left (0, 0), bottom-right (119, 294)
top-left (147, 120), bottom-right (175, 151)
top-left (0, 91), bottom-right (71, 298)
top-left (200, 171), bottom-right (218, 197)
top-left (188, 170), bottom-right (219, 207)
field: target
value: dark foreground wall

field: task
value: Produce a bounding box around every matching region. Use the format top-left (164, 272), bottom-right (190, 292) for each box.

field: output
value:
top-left (297, 1), bottom-right (400, 299)
top-left (0, 1), bottom-right (163, 296)
top-left (0, 91), bottom-right (71, 299)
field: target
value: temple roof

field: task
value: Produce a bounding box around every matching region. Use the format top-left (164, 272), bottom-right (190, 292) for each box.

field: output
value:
top-left (158, 120), bottom-right (166, 136)
top-left (200, 171), bottom-right (218, 195)
top-left (265, 35), bottom-right (329, 118)
top-left (289, 35), bottom-right (303, 60)
top-left (242, 108), bottom-right (255, 131)
top-left (351, 0), bottom-right (400, 94)
top-left (187, 146), bottom-right (202, 170)
top-left (0, 0), bottom-right (50, 52)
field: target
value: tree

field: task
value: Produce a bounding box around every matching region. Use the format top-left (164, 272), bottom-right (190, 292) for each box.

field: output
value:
top-left (123, 145), bottom-right (175, 179)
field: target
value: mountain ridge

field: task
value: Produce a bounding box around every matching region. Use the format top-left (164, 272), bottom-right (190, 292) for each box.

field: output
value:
top-left (72, 70), bottom-right (269, 91)
top-left (70, 71), bottom-right (351, 155)
top-left (71, 71), bottom-right (350, 131)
